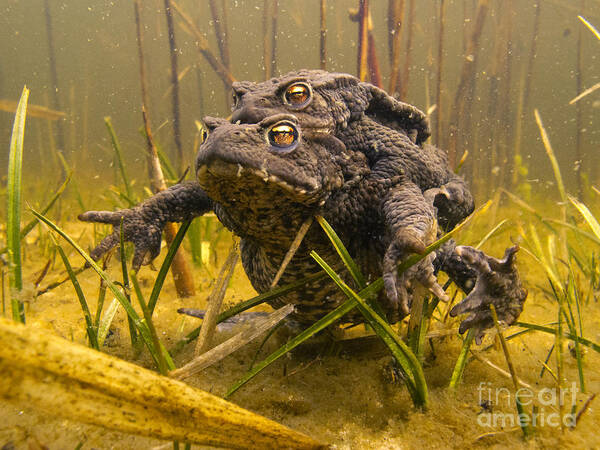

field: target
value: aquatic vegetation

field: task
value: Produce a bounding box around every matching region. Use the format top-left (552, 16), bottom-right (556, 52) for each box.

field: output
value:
top-left (2, 1), bottom-right (600, 448)
top-left (6, 87), bottom-right (29, 323)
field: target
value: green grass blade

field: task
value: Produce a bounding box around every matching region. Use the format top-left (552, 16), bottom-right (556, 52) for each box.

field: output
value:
top-left (7, 86), bottom-right (29, 323)
top-left (219, 201), bottom-right (492, 397)
top-left (30, 208), bottom-right (164, 367)
top-left (316, 215), bottom-right (366, 288)
top-left (311, 250), bottom-right (427, 408)
top-left (543, 219), bottom-right (600, 246)
top-left (535, 109), bottom-right (566, 205)
top-left (569, 196), bottom-right (600, 242)
top-left (474, 219), bottom-right (509, 249)
top-left (578, 15), bottom-right (600, 41)
top-left (56, 152), bottom-right (86, 211)
top-left (448, 329), bottom-right (475, 389)
top-left (105, 116), bottom-right (135, 205)
top-left (94, 267), bottom-right (108, 329)
top-left (53, 238), bottom-right (99, 349)
top-left (120, 220), bottom-right (138, 350)
top-left (516, 321), bottom-right (600, 353)
top-left (0, 170), bottom-right (72, 257)
top-left (147, 219), bottom-right (192, 316)
top-left (224, 298), bottom-right (358, 399)
top-left (130, 272), bottom-right (173, 374)
top-left (97, 298), bottom-right (119, 347)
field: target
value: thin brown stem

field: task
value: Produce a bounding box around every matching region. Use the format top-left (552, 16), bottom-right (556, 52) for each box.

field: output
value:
top-left (447, 0), bottom-right (489, 168)
top-left (209, 0), bottom-right (230, 69)
top-left (44, 0), bottom-right (66, 160)
top-left (263, 0), bottom-right (272, 80)
top-left (163, 0), bottom-right (183, 175)
top-left (357, 0), bottom-right (369, 81)
top-left (171, 1), bottom-right (235, 88)
top-left (388, 0), bottom-right (405, 94)
top-left (271, 0), bottom-right (279, 76)
top-left (435, 0), bottom-right (446, 147)
top-left (399, 0), bottom-right (415, 99)
top-left (367, 11), bottom-right (382, 88)
top-left (320, 0), bottom-right (327, 69)
top-left (576, 0), bottom-right (586, 199)
top-left (134, 0), bottom-right (195, 297)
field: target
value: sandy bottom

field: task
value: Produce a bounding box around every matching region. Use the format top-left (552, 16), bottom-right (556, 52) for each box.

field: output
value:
top-left (1, 219), bottom-right (600, 449)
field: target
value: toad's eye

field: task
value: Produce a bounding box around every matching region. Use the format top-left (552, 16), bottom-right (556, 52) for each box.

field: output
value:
top-left (231, 91), bottom-right (239, 109)
top-left (283, 82), bottom-right (312, 108)
top-left (195, 120), bottom-right (209, 144)
top-left (267, 121), bottom-right (299, 152)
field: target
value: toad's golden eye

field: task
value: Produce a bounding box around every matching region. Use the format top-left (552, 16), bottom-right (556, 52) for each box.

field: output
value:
top-left (283, 82), bottom-right (311, 108)
top-left (268, 122), bottom-right (299, 151)
top-left (195, 120), bottom-right (209, 144)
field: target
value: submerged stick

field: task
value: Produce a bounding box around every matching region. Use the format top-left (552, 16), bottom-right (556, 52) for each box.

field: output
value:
top-left (356, 0), bottom-right (369, 81)
top-left (270, 216), bottom-right (313, 289)
top-left (320, 0), bottom-right (327, 69)
top-left (399, 0), bottom-right (415, 99)
top-left (263, 0), bottom-right (273, 80)
top-left (43, 0), bottom-right (65, 154)
top-left (195, 242), bottom-right (239, 356)
top-left (209, 0), bottom-right (230, 70)
top-left (575, 0), bottom-right (586, 199)
top-left (388, 0), bottom-right (405, 94)
top-left (349, 4), bottom-right (381, 87)
top-left (163, 0), bottom-right (183, 175)
top-left (0, 317), bottom-right (325, 449)
top-left (0, 100), bottom-right (65, 120)
top-left (434, 0), bottom-right (446, 148)
top-left (271, 0), bottom-right (279, 77)
top-left (366, 19), bottom-right (382, 88)
top-left (134, 0), bottom-right (195, 297)
top-left (446, 0), bottom-right (489, 168)
top-left (171, 1), bottom-right (235, 89)
top-left (172, 305), bottom-right (294, 380)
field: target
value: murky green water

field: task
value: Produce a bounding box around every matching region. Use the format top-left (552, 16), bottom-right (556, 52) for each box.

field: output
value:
top-left (1, 1), bottom-right (600, 448)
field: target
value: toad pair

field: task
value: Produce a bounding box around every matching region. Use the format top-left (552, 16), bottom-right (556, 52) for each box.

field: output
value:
top-left (80, 70), bottom-right (527, 341)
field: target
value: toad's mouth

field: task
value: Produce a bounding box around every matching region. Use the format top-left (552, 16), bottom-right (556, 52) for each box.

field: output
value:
top-left (196, 159), bottom-right (322, 203)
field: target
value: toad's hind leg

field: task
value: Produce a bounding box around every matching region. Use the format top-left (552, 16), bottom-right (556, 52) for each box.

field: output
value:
top-left (381, 180), bottom-right (449, 323)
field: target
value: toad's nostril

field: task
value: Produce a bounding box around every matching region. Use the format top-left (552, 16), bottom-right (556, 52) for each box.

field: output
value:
top-left (231, 107), bottom-right (263, 125)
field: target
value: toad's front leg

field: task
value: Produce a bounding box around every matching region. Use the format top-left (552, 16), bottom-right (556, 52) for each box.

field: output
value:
top-left (79, 182), bottom-right (213, 270)
top-left (381, 181), bottom-right (449, 323)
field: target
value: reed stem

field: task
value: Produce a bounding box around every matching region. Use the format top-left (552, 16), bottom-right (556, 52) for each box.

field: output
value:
top-left (43, 0), bottom-right (65, 157)
top-left (399, 0), bottom-right (415, 99)
top-left (357, 0), bottom-right (369, 81)
top-left (134, 0), bottom-right (195, 297)
top-left (447, 0), bottom-right (489, 168)
top-left (320, 0), bottom-right (327, 69)
top-left (163, 0), bottom-right (184, 175)
top-left (388, 0), bottom-right (405, 94)
top-left (575, 0), bottom-right (586, 200)
top-left (434, 0), bottom-right (446, 148)
top-left (171, 1), bottom-right (236, 89)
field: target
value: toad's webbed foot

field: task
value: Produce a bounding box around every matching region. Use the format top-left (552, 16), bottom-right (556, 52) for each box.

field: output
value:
top-left (383, 236), bottom-right (449, 323)
top-left (449, 245), bottom-right (527, 344)
top-left (79, 182), bottom-right (213, 270)
top-left (79, 207), bottom-right (165, 271)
